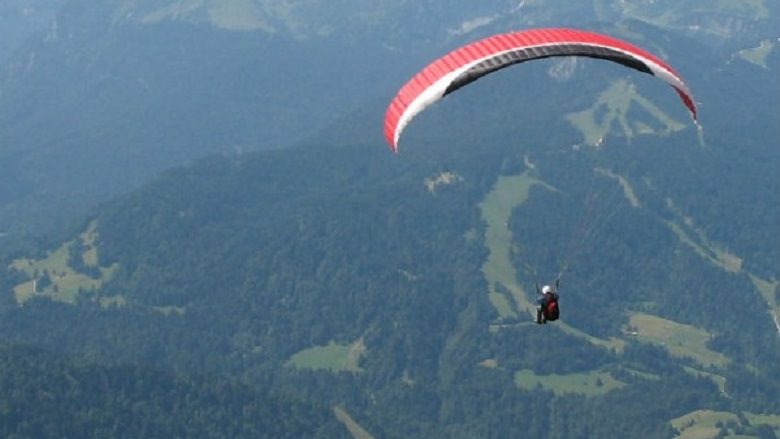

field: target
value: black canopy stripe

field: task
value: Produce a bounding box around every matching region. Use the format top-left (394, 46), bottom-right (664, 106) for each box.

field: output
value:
top-left (444, 44), bottom-right (653, 96)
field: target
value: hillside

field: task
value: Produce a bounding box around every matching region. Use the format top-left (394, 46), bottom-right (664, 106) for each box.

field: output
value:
top-left (0, 6), bottom-right (404, 240)
top-left (3, 121), bottom-right (778, 437)
top-left (1, 0), bottom-right (777, 243)
top-left (0, 343), bottom-right (342, 438)
top-left (1, 1), bottom-right (778, 438)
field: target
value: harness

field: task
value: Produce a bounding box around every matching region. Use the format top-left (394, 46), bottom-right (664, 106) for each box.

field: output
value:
top-left (545, 297), bottom-right (559, 321)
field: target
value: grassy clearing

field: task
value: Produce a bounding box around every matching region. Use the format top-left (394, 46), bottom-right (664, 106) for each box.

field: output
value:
top-left (739, 39), bottom-right (775, 67)
top-left (671, 409), bottom-right (780, 439)
top-left (627, 312), bottom-right (729, 368)
top-left (286, 339), bottom-right (365, 373)
top-left (744, 273), bottom-right (778, 336)
top-left (207, 0), bottom-right (274, 31)
top-left (566, 79), bottom-right (685, 147)
top-left (750, 275), bottom-right (778, 306)
top-left (514, 368), bottom-right (624, 396)
top-left (479, 172), bottom-right (555, 319)
top-left (11, 222), bottom-right (118, 305)
top-left (749, 274), bottom-right (779, 333)
top-left (333, 406), bottom-right (376, 439)
top-left (671, 410), bottom-right (740, 439)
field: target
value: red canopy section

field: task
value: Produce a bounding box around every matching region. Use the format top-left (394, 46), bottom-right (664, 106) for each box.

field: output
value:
top-left (384, 28), bottom-right (697, 152)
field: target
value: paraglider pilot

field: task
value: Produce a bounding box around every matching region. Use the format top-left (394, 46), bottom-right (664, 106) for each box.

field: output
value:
top-left (536, 280), bottom-right (560, 324)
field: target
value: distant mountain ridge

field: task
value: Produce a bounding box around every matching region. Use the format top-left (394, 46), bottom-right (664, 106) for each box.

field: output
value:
top-left (108, 0), bottom-right (780, 50)
top-left (1, 0), bottom-right (777, 242)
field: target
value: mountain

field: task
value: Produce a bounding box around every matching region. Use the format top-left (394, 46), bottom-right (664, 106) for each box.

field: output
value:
top-left (0, 1), bottom-right (407, 241)
top-left (93, 0), bottom-right (780, 48)
top-left (3, 49), bottom-right (779, 435)
top-left (2, 0), bottom-right (777, 243)
top-left (1, 2), bottom-right (779, 437)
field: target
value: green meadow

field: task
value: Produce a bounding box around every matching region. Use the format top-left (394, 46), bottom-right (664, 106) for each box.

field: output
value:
top-left (11, 222), bottom-right (118, 305)
top-left (566, 79), bottom-right (685, 147)
top-left (479, 172), bottom-right (555, 319)
top-left (627, 312), bottom-right (730, 368)
top-left (514, 368), bottom-right (624, 396)
top-left (286, 339), bottom-right (366, 373)
top-left (671, 409), bottom-right (780, 439)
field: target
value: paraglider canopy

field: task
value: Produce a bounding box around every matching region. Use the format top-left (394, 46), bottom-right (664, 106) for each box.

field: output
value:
top-left (384, 28), bottom-right (697, 152)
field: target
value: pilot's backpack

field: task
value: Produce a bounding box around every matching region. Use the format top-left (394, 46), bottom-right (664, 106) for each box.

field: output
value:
top-left (545, 299), bottom-right (559, 321)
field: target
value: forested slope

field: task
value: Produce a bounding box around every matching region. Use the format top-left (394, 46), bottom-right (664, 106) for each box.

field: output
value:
top-left (0, 343), bottom-right (341, 438)
top-left (0, 2), bottom-right (778, 438)
top-left (3, 135), bottom-right (778, 437)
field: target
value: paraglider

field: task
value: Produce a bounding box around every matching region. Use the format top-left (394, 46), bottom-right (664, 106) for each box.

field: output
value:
top-left (384, 27), bottom-right (698, 152)
top-left (536, 280), bottom-right (560, 324)
top-left (383, 28), bottom-right (700, 326)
